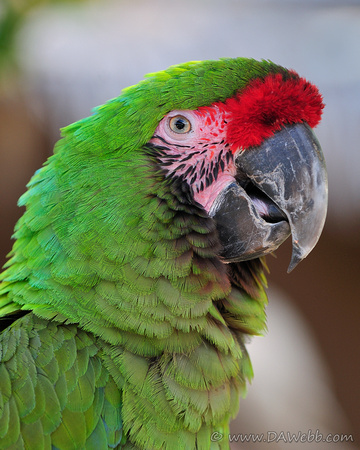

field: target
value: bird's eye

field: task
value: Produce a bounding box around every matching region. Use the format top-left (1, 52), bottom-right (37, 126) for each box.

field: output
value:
top-left (168, 115), bottom-right (192, 134)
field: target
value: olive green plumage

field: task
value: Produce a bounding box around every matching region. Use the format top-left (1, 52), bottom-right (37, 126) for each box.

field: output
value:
top-left (0, 314), bottom-right (124, 449)
top-left (0, 58), bottom-right (278, 449)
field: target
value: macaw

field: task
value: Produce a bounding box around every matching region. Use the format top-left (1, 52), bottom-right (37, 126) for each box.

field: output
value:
top-left (0, 58), bottom-right (327, 449)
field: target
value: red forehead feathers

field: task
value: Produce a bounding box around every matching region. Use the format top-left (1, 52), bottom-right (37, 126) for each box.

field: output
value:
top-left (225, 72), bottom-right (324, 150)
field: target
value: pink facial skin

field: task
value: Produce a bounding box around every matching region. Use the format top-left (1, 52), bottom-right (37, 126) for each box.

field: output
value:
top-left (149, 105), bottom-right (239, 213)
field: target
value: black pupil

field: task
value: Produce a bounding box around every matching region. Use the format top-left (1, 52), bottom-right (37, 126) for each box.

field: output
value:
top-left (175, 118), bottom-right (186, 130)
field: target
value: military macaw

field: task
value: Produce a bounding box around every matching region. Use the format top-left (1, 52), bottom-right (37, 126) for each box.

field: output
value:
top-left (0, 58), bottom-right (327, 449)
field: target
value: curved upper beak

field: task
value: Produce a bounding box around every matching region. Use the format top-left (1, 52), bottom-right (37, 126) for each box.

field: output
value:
top-left (210, 123), bottom-right (328, 272)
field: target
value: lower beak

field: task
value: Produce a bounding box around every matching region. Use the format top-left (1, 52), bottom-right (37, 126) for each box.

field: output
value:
top-left (210, 123), bottom-right (328, 272)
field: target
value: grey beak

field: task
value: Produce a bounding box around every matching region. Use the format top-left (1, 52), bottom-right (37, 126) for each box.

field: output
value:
top-left (210, 123), bottom-right (328, 272)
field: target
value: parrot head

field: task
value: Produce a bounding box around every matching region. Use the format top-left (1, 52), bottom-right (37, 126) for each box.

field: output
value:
top-left (147, 67), bottom-right (327, 272)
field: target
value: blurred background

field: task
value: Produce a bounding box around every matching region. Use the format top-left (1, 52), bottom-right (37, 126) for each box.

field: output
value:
top-left (0, 0), bottom-right (359, 448)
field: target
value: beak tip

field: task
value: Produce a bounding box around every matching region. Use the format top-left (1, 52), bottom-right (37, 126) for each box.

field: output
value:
top-left (287, 237), bottom-right (317, 273)
top-left (287, 238), bottom-right (308, 273)
top-left (287, 260), bottom-right (298, 273)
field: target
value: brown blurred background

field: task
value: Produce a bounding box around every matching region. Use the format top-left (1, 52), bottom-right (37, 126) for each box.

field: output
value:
top-left (1, 0), bottom-right (359, 448)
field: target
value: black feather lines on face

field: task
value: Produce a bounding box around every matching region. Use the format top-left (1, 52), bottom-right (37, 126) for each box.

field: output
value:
top-left (144, 139), bottom-right (199, 208)
top-left (198, 142), bottom-right (232, 193)
top-left (145, 135), bottom-right (232, 205)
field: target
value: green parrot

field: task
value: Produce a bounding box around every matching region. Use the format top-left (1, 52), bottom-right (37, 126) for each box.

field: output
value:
top-left (0, 58), bottom-right (327, 449)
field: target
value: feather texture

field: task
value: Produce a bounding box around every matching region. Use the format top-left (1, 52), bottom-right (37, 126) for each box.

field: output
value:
top-left (0, 314), bottom-right (124, 448)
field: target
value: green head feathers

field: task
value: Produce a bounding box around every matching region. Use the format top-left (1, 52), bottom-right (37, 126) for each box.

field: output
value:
top-left (62, 58), bottom-right (286, 155)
